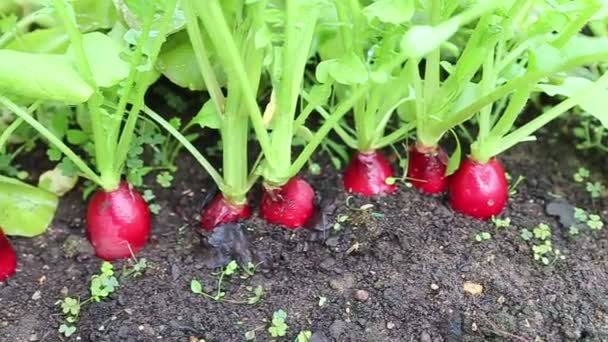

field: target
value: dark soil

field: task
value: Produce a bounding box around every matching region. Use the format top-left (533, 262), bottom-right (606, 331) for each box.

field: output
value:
top-left (1, 134), bottom-right (607, 342)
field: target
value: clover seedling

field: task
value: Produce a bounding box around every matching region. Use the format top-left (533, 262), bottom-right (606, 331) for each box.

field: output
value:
top-left (573, 167), bottom-right (590, 182)
top-left (586, 181), bottom-right (605, 199)
top-left (268, 310), bottom-right (288, 338)
top-left (191, 261), bottom-right (263, 304)
top-left (475, 232), bottom-right (492, 242)
top-left (587, 215), bottom-right (604, 231)
top-left (56, 261), bottom-right (125, 337)
top-left (491, 216), bottom-right (511, 229)
top-left (296, 330), bottom-right (313, 342)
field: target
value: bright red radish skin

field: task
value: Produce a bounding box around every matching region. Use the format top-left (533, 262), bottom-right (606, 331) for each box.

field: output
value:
top-left (343, 151), bottom-right (396, 196)
top-left (200, 193), bottom-right (251, 231)
top-left (260, 177), bottom-right (315, 229)
top-left (0, 229), bottom-right (17, 281)
top-left (87, 181), bottom-right (151, 260)
top-left (448, 157), bottom-right (508, 219)
top-left (407, 144), bottom-right (449, 194)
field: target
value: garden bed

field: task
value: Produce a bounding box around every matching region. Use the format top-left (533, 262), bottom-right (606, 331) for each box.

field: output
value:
top-left (1, 131), bottom-right (606, 342)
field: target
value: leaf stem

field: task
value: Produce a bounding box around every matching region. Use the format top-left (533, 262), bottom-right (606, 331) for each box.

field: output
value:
top-left (0, 96), bottom-right (102, 184)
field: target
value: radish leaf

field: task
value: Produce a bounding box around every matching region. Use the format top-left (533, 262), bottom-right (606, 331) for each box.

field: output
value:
top-left (0, 175), bottom-right (58, 237)
top-left (316, 52), bottom-right (368, 85)
top-left (67, 32), bottom-right (129, 88)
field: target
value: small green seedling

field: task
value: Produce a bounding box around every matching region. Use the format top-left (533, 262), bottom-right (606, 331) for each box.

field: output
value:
top-left (56, 262), bottom-right (124, 337)
top-left (296, 330), bottom-right (313, 342)
top-left (521, 224), bottom-right (562, 265)
top-left (586, 181), bottom-right (605, 199)
top-left (268, 309), bottom-right (289, 338)
top-left (475, 232), bottom-right (492, 242)
top-left (587, 215), bottom-right (604, 231)
top-left (156, 171), bottom-right (174, 188)
top-left (191, 261), bottom-right (263, 304)
top-left (491, 216), bottom-right (511, 229)
top-left (122, 257), bottom-right (148, 278)
top-left (318, 296), bottom-right (327, 307)
top-left (573, 167), bottom-right (590, 182)
top-left (333, 214), bottom-right (348, 231)
top-left (532, 223), bottom-right (551, 241)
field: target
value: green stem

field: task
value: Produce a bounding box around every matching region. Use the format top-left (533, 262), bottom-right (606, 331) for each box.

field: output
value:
top-left (289, 84), bottom-right (371, 176)
top-left (373, 97), bottom-right (411, 144)
top-left (431, 44), bottom-right (608, 138)
top-left (374, 122), bottom-right (416, 149)
top-left (114, 0), bottom-right (177, 178)
top-left (221, 109), bottom-right (248, 203)
top-left (353, 87), bottom-right (375, 151)
top-left (196, 0), bottom-right (272, 163)
top-left (0, 117), bottom-right (25, 153)
top-left (269, 1), bottom-right (319, 182)
top-left (477, 46), bottom-right (495, 142)
top-left (495, 72), bottom-right (608, 156)
top-left (183, 0), bottom-right (225, 114)
top-left (299, 91), bottom-right (358, 149)
top-left (143, 106), bottom-right (224, 189)
top-left (0, 96), bottom-right (101, 184)
top-left (423, 0), bottom-right (441, 111)
top-left (552, 2), bottom-right (600, 49)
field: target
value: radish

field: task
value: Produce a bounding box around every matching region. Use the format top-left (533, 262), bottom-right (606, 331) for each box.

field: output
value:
top-left (343, 151), bottom-right (396, 196)
top-left (448, 158), bottom-right (508, 219)
top-left (407, 144), bottom-right (448, 194)
top-left (260, 177), bottom-right (315, 229)
top-left (0, 229), bottom-right (17, 281)
top-left (201, 193), bottom-right (251, 231)
top-left (86, 181), bottom-right (151, 260)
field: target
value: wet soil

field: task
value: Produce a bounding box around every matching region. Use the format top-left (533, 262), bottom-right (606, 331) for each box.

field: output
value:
top-left (1, 131), bottom-right (607, 342)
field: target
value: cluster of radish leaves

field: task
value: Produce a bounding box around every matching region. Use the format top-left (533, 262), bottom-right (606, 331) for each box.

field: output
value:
top-left (0, 0), bottom-right (183, 236)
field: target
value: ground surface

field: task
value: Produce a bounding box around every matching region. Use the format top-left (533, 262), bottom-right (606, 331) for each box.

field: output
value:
top-left (1, 130), bottom-right (607, 342)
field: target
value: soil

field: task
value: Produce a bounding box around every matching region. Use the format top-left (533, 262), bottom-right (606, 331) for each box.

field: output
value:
top-left (1, 129), bottom-right (607, 342)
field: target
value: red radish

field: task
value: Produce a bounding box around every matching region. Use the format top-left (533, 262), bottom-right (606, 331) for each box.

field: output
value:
top-left (0, 229), bottom-right (17, 281)
top-left (87, 181), bottom-right (151, 260)
top-left (407, 144), bottom-right (449, 194)
top-left (343, 151), bottom-right (396, 196)
top-left (200, 193), bottom-right (251, 231)
top-left (260, 177), bottom-right (315, 229)
top-left (448, 157), bottom-right (508, 219)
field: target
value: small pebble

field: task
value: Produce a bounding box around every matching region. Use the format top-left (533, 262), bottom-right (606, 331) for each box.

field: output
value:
top-left (430, 283), bottom-right (439, 290)
top-left (354, 289), bottom-right (369, 302)
top-left (463, 281), bottom-right (483, 295)
top-left (31, 291), bottom-right (41, 300)
top-left (386, 322), bottom-right (395, 330)
top-left (28, 334), bottom-right (39, 341)
top-left (420, 332), bottom-right (432, 342)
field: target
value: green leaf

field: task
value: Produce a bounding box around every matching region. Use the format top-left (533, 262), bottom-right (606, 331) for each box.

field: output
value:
top-left (5, 28), bottom-right (70, 54)
top-left (315, 52), bottom-right (368, 85)
top-left (363, 0), bottom-right (414, 24)
top-left (224, 260), bottom-right (238, 275)
top-left (189, 99), bottom-right (221, 129)
top-left (38, 167), bottom-right (79, 196)
top-left (400, 1), bottom-right (498, 59)
top-left (67, 32), bottom-right (130, 88)
top-left (0, 50), bottom-right (93, 103)
top-left (59, 324), bottom-right (76, 337)
top-left (66, 129), bottom-right (89, 145)
top-left (71, 0), bottom-right (118, 31)
top-left (0, 175), bottom-right (58, 237)
top-left (157, 31), bottom-right (216, 91)
top-left (537, 76), bottom-right (608, 128)
top-left (190, 279), bottom-right (203, 294)
top-left (401, 21), bottom-right (460, 59)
